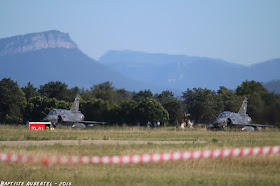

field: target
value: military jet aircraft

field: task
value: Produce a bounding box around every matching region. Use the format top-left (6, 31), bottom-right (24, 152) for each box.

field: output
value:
top-left (207, 98), bottom-right (272, 131)
top-left (42, 95), bottom-right (106, 129)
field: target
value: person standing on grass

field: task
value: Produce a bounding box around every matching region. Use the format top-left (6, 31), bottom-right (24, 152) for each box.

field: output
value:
top-left (147, 121), bottom-right (151, 127)
top-left (157, 120), bottom-right (160, 127)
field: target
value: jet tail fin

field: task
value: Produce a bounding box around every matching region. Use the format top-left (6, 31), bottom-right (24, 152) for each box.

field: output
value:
top-left (238, 97), bottom-right (247, 115)
top-left (70, 95), bottom-right (80, 113)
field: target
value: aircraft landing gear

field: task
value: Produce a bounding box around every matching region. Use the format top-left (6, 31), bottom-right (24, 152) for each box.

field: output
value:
top-left (52, 123), bottom-right (57, 128)
top-left (71, 123), bottom-right (86, 129)
top-left (227, 118), bottom-right (232, 126)
top-left (58, 115), bottom-right (62, 122)
top-left (207, 124), bottom-right (224, 131)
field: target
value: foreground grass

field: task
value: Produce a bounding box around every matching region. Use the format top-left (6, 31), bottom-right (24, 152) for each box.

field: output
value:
top-left (1, 156), bottom-right (280, 186)
top-left (0, 125), bottom-right (280, 185)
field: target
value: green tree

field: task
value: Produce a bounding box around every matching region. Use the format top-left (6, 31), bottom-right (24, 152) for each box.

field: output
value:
top-left (135, 98), bottom-right (169, 125)
top-left (155, 90), bottom-right (175, 104)
top-left (155, 91), bottom-right (184, 125)
top-left (273, 97), bottom-right (280, 126)
top-left (182, 88), bottom-right (222, 124)
top-left (113, 100), bottom-right (138, 125)
top-left (69, 86), bottom-right (81, 100)
top-left (132, 90), bottom-right (153, 102)
top-left (217, 86), bottom-right (242, 112)
top-left (0, 78), bottom-right (27, 123)
top-left (92, 82), bottom-right (115, 102)
top-left (23, 96), bottom-right (71, 122)
top-left (116, 89), bottom-right (132, 102)
top-left (247, 93), bottom-right (265, 123)
top-left (39, 81), bottom-right (71, 101)
top-left (22, 82), bottom-right (37, 102)
top-left (261, 93), bottom-right (279, 125)
top-left (162, 100), bottom-right (184, 125)
top-left (236, 80), bottom-right (268, 98)
top-left (236, 81), bottom-right (269, 123)
top-left (80, 99), bottom-right (111, 122)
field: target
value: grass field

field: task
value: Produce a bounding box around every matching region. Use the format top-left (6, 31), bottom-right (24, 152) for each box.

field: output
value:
top-left (0, 125), bottom-right (280, 185)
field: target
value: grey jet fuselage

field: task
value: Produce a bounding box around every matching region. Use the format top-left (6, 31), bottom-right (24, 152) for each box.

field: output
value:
top-left (209, 98), bottom-right (271, 131)
top-left (42, 96), bottom-right (105, 128)
top-left (43, 109), bottom-right (85, 124)
top-left (214, 111), bottom-right (252, 127)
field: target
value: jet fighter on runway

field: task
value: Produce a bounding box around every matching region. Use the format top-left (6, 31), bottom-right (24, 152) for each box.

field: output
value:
top-left (207, 98), bottom-right (272, 131)
top-left (42, 95), bottom-right (106, 129)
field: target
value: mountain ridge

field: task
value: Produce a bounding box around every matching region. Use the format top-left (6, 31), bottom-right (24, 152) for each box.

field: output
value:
top-left (0, 31), bottom-right (160, 91)
top-left (100, 50), bottom-right (280, 90)
top-left (0, 30), bottom-right (279, 92)
top-left (0, 30), bottom-right (78, 56)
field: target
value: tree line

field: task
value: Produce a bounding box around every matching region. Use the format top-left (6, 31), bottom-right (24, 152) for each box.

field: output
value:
top-left (0, 78), bottom-right (280, 126)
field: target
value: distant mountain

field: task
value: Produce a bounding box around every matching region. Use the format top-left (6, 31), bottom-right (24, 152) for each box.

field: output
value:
top-left (249, 59), bottom-right (280, 82)
top-left (100, 50), bottom-right (280, 91)
top-left (263, 80), bottom-right (280, 94)
top-left (0, 30), bottom-right (78, 56)
top-left (0, 31), bottom-right (152, 91)
top-left (1, 31), bottom-right (279, 93)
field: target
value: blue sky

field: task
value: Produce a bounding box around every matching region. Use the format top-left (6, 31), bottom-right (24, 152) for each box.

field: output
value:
top-left (0, 0), bottom-right (279, 65)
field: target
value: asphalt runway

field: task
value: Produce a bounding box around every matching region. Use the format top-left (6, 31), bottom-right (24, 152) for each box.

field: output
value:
top-left (0, 140), bottom-right (206, 146)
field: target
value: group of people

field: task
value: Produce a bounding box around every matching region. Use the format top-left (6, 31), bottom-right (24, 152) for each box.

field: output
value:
top-left (136, 120), bottom-right (193, 128)
top-left (177, 120), bottom-right (194, 129)
top-left (146, 120), bottom-right (160, 127)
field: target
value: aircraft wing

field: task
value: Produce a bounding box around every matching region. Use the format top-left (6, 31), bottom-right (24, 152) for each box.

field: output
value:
top-left (79, 121), bottom-right (107, 125)
top-left (234, 123), bottom-right (273, 127)
top-left (59, 120), bottom-right (106, 125)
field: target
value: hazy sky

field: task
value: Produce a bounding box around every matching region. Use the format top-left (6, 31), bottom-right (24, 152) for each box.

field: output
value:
top-left (1, 0), bottom-right (279, 65)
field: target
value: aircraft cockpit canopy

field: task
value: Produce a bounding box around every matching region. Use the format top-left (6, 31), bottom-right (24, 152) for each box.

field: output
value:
top-left (48, 109), bottom-right (62, 115)
top-left (218, 111), bottom-right (231, 118)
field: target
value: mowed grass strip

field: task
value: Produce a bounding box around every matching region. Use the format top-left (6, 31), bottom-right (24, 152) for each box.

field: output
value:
top-left (0, 125), bottom-right (280, 185)
top-left (0, 125), bottom-right (280, 146)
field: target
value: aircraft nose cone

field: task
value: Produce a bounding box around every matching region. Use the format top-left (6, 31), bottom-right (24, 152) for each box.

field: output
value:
top-left (41, 116), bottom-right (49, 121)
